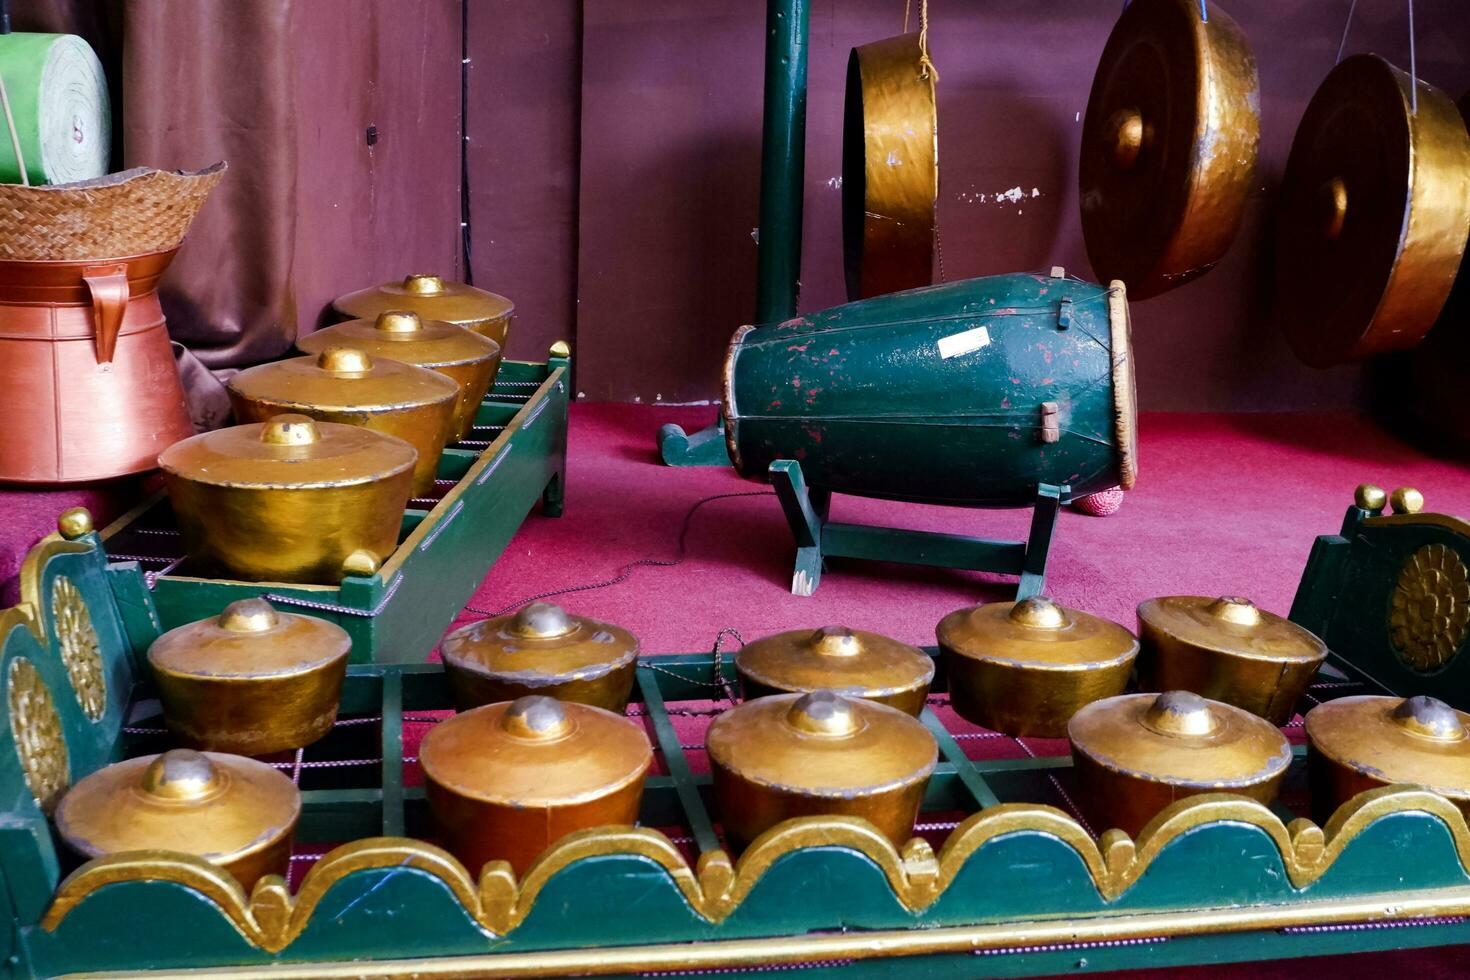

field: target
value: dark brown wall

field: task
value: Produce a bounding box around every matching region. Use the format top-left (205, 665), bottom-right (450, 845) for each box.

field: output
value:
top-left (291, 0), bottom-right (464, 337)
top-left (559, 0), bottom-right (1470, 408)
top-left (465, 0), bottom-right (583, 363)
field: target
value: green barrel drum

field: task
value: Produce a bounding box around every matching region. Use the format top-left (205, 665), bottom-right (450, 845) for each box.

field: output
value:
top-left (722, 272), bottom-right (1137, 506)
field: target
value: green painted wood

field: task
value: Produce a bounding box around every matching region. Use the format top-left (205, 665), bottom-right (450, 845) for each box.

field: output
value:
top-left (755, 0), bottom-right (810, 325)
top-left (637, 667), bottom-right (721, 854)
top-left (769, 455), bottom-right (1067, 597)
top-left (380, 672), bottom-right (404, 838)
top-left (15, 514), bottom-right (1470, 975)
top-left (824, 523), bottom-right (1026, 571)
top-left (726, 273), bottom-right (1129, 506)
top-left (657, 419), bottom-right (732, 468)
top-left (921, 708), bottom-right (1000, 809)
top-left (1289, 502), bottom-right (1470, 710)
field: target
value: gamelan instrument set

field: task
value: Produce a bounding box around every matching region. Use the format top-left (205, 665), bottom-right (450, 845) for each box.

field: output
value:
top-left (3, 0), bottom-right (1470, 977)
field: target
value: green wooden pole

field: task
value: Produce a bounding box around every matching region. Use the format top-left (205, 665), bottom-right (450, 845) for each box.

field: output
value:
top-left (657, 0), bottom-right (810, 465)
top-left (755, 0), bottom-right (809, 324)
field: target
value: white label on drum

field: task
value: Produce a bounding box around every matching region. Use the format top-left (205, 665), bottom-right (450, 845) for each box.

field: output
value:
top-left (937, 325), bottom-right (991, 359)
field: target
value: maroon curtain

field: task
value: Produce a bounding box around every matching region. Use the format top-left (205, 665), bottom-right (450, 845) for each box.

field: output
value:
top-left (12, 0), bottom-right (464, 431)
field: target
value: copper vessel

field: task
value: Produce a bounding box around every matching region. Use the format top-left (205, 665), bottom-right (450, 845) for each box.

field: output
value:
top-left (0, 165), bottom-right (223, 483)
top-left (842, 32), bottom-right (937, 300)
top-left (1068, 691), bottom-right (1292, 837)
top-left (332, 273), bottom-right (515, 350)
top-left (54, 748), bottom-right (300, 889)
top-left (1276, 54), bottom-right (1470, 366)
top-left (148, 598), bottom-right (351, 755)
top-left (937, 597), bottom-right (1138, 737)
top-left (228, 347), bottom-right (458, 496)
top-left (736, 625), bottom-right (933, 716)
top-left (297, 310), bottom-right (502, 443)
top-left (439, 602), bottom-right (639, 712)
top-left (707, 690), bottom-right (936, 850)
top-left (1079, 0), bottom-right (1259, 299)
top-left (419, 695), bottom-right (652, 875)
top-left (0, 250), bottom-right (196, 482)
top-left (1137, 596), bottom-right (1327, 725)
top-left (159, 414), bottom-right (417, 584)
top-left (1305, 695), bottom-right (1470, 824)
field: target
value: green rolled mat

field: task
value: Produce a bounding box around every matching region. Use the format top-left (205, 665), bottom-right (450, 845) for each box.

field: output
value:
top-left (0, 33), bottom-right (109, 186)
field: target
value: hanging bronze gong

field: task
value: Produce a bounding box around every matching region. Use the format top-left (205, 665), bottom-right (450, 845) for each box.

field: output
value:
top-left (1079, 0), bottom-right (1259, 299)
top-left (842, 32), bottom-right (938, 301)
top-left (1276, 54), bottom-right (1470, 367)
top-left (1404, 90), bottom-right (1470, 448)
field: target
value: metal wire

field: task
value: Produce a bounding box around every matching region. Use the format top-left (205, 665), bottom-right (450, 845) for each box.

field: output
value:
top-left (1335, 0), bottom-right (1358, 64)
top-left (1407, 0), bottom-right (1418, 113)
top-left (1013, 736), bottom-right (1095, 836)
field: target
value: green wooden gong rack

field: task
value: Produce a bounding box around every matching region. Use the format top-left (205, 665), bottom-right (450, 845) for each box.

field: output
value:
top-left (2, 485), bottom-right (1470, 976)
top-left (98, 350), bottom-right (570, 665)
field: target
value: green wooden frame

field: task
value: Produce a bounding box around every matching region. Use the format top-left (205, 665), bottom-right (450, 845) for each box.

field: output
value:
top-left (3, 489), bottom-right (1470, 976)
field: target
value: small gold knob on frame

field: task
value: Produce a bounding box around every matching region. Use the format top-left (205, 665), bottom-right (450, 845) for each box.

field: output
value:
top-left (1353, 484), bottom-right (1386, 512)
top-left (1389, 487), bottom-right (1424, 515)
top-left (57, 507), bottom-right (94, 540)
top-left (549, 339), bottom-right (571, 359)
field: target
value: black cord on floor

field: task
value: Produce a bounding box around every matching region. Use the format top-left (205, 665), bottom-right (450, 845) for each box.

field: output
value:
top-left (464, 490), bottom-right (774, 618)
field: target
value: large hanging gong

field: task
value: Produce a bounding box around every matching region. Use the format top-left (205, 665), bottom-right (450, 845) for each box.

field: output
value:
top-left (1079, 0), bottom-right (1259, 299)
top-left (1276, 55), bottom-right (1470, 368)
top-left (1407, 90), bottom-right (1470, 451)
top-left (842, 32), bottom-right (938, 301)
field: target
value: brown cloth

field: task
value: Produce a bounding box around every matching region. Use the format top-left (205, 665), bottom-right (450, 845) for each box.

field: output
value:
top-left (15, 0), bottom-right (299, 424)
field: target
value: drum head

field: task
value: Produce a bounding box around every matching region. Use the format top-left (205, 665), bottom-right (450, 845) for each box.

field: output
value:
top-left (1276, 55), bottom-right (1470, 367)
top-left (1079, 0), bottom-right (1258, 299)
top-left (842, 33), bottom-right (938, 301)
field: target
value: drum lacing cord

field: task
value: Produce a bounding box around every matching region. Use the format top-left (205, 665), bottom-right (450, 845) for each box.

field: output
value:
top-left (463, 490), bottom-right (773, 694)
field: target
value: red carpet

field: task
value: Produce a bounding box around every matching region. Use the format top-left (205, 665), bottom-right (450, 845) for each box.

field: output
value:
top-left (453, 404), bottom-right (1470, 655)
top-left (454, 404), bottom-right (1470, 980)
top-left (7, 405), bottom-right (1470, 976)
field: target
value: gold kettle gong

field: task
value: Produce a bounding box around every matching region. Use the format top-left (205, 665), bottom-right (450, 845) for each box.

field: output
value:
top-left (842, 32), bottom-right (938, 300)
top-left (1079, 0), bottom-right (1259, 298)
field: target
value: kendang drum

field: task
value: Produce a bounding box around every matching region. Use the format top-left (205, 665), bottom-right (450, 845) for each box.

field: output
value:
top-left (0, 165), bottom-right (225, 482)
top-left (723, 271), bottom-right (1137, 506)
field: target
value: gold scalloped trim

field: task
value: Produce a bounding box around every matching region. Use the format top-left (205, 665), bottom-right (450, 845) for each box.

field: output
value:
top-left (39, 787), bottom-right (1470, 953)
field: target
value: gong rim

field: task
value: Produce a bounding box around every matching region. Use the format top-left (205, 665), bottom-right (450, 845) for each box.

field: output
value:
top-left (842, 32), bottom-right (938, 301)
top-left (1276, 54), bottom-right (1470, 367)
top-left (1079, 0), bottom-right (1259, 299)
top-left (1406, 90), bottom-right (1470, 448)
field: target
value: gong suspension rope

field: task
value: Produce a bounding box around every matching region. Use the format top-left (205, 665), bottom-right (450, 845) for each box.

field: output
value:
top-left (1407, 0), bottom-right (1417, 113)
top-left (1122, 0), bottom-right (1207, 23)
top-left (902, 0), bottom-right (939, 81)
top-left (1334, 0), bottom-right (1358, 65)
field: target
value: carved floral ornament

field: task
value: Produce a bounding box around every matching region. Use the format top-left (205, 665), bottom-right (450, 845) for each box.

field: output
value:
top-left (1390, 544), bottom-right (1470, 672)
top-left (8, 656), bottom-right (69, 813)
top-left (40, 787), bottom-right (1470, 955)
top-left (51, 576), bottom-right (106, 720)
